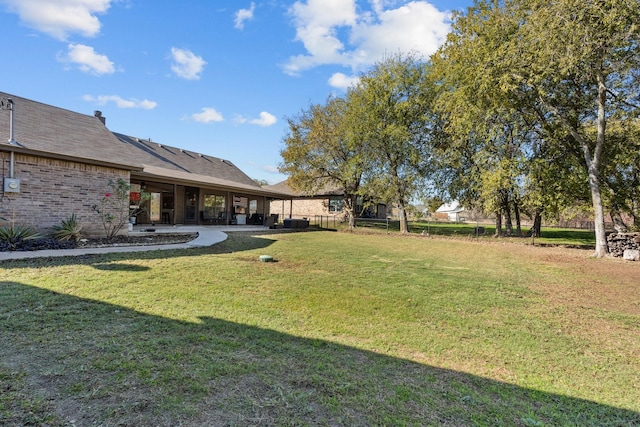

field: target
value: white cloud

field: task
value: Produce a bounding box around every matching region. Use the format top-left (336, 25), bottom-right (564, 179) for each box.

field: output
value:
top-left (191, 107), bottom-right (224, 123)
top-left (235, 111), bottom-right (277, 127)
top-left (328, 72), bottom-right (359, 90)
top-left (284, 0), bottom-right (451, 75)
top-left (62, 43), bottom-right (114, 75)
top-left (234, 2), bottom-right (255, 30)
top-left (0, 0), bottom-right (112, 40)
top-left (83, 94), bottom-right (157, 109)
top-left (170, 47), bottom-right (207, 80)
top-left (250, 111), bottom-right (277, 127)
top-left (351, 2), bottom-right (450, 62)
top-left (284, 0), bottom-right (358, 75)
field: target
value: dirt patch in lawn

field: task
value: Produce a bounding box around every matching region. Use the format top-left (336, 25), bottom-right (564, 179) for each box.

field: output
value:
top-left (505, 243), bottom-right (640, 317)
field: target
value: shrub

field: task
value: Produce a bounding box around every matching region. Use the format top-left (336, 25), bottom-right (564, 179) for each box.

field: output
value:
top-left (0, 224), bottom-right (42, 250)
top-left (92, 178), bottom-right (148, 241)
top-left (52, 214), bottom-right (83, 241)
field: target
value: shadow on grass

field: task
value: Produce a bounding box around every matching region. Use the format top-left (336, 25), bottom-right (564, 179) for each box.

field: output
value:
top-left (1, 282), bottom-right (637, 426)
top-left (91, 263), bottom-right (152, 272)
top-left (0, 232), bottom-right (279, 270)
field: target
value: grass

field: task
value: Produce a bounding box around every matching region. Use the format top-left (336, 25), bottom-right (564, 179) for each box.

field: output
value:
top-left (1, 230), bottom-right (638, 426)
top-left (351, 218), bottom-right (597, 247)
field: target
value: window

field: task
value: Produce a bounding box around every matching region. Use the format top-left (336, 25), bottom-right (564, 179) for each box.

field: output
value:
top-left (204, 194), bottom-right (226, 218)
top-left (328, 196), bottom-right (343, 213)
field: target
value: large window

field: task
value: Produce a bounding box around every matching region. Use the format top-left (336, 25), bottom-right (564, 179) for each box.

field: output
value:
top-left (204, 194), bottom-right (226, 218)
top-left (328, 196), bottom-right (343, 213)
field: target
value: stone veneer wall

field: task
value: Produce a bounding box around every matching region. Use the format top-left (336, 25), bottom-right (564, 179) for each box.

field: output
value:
top-left (0, 152), bottom-right (130, 236)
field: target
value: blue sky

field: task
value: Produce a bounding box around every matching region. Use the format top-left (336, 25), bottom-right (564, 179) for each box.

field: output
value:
top-left (0, 0), bottom-right (471, 184)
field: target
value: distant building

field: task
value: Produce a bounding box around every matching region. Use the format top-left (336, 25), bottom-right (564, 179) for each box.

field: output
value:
top-left (266, 180), bottom-right (386, 221)
top-left (434, 201), bottom-right (466, 222)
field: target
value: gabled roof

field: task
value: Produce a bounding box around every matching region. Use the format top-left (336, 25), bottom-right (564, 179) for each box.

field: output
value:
top-left (112, 133), bottom-right (258, 188)
top-left (435, 201), bottom-right (465, 213)
top-left (265, 179), bottom-right (344, 198)
top-left (0, 92), bottom-right (139, 170)
top-left (0, 91), bottom-right (289, 198)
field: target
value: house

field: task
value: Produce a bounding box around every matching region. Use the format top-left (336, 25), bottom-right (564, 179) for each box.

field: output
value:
top-left (0, 91), bottom-right (288, 236)
top-left (434, 201), bottom-right (466, 222)
top-left (266, 180), bottom-right (386, 222)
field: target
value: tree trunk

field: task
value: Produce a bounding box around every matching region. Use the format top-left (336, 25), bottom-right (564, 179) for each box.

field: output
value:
top-left (587, 71), bottom-right (609, 257)
top-left (588, 167), bottom-right (608, 257)
top-left (530, 209), bottom-right (543, 238)
top-left (610, 201), bottom-right (628, 233)
top-left (513, 198), bottom-right (522, 237)
top-left (540, 72), bottom-right (609, 257)
top-left (502, 192), bottom-right (513, 237)
top-left (494, 210), bottom-right (502, 237)
top-left (398, 201), bottom-right (409, 234)
top-left (344, 194), bottom-right (357, 231)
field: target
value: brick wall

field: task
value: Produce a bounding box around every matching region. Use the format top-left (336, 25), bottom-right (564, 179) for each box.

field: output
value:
top-left (270, 198), bottom-right (344, 220)
top-left (0, 152), bottom-right (130, 236)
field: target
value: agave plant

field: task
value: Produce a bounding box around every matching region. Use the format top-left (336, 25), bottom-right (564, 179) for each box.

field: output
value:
top-left (0, 224), bottom-right (42, 250)
top-left (52, 213), bottom-right (83, 241)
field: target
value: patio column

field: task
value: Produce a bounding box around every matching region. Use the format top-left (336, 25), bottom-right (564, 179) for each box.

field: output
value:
top-left (172, 183), bottom-right (177, 225)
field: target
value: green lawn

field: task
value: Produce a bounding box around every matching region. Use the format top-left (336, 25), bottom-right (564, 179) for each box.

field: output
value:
top-left (351, 218), bottom-right (597, 247)
top-left (1, 230), bottom-right (638, 426)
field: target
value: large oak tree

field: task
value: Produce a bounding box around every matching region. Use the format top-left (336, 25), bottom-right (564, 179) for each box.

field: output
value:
top-left (280, 96), bottom-right (366, 230)
top-left (432, 0), bottom-right (640, 256)
top-left (351, 53), bottom-right (436, 234)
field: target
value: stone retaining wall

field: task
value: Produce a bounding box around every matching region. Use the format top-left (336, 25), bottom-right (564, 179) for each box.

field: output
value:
top-left (607, 232), bottom-right (640, 260)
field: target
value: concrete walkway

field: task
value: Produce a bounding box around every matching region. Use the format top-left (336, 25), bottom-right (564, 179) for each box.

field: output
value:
top-left (0, 225), bottom-right (269, 261)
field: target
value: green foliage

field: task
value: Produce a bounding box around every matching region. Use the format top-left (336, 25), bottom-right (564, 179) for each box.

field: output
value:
top-left (0, 224), bottom-right (42, 250)
top-left (280, 95), bottom-right (367, 230)
top-left (351, 53), bottom-right (436, 233)
top-left (280, 53), bottom-right (438, 233)
top-left (431, 0), bottom-right (640, 255)
top-left (91, 178), bottom-right (148, 241)
top-left (51, 214), bottom-right (83, 242)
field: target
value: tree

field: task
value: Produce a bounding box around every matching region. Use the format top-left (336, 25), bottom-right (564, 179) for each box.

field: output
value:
top-left (350, 53), bottom-right (436, 234)
top-left (599, 119), bottom-right (640, 230)
top-left (432, 0), bottom-right (640, 256)
top-left (280, 96), bottom-right (366, 230)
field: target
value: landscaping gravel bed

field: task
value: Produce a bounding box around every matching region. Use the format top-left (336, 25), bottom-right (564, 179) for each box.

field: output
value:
top-left (0, 233), bottom-right (199, 252)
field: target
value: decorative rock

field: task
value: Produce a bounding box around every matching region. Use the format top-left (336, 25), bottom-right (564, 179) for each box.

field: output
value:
top-left (259, 255), bottom-right (274, 262)
top-left (623, 249), bottom-right (640, 261)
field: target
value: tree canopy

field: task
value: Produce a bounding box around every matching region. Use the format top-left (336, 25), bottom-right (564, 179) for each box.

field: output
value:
top-left (431, 0), bottom-right (640, 255)
top-left (280, 54), bottom-right (436, 232)
top-left (280, 95), bottom-right (367, 229)
top-left (278, 0), bottom-right (639, 254)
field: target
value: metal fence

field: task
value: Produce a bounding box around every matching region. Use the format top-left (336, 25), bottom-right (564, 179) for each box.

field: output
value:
top-left (282, 215), bottom-right (342, 229)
